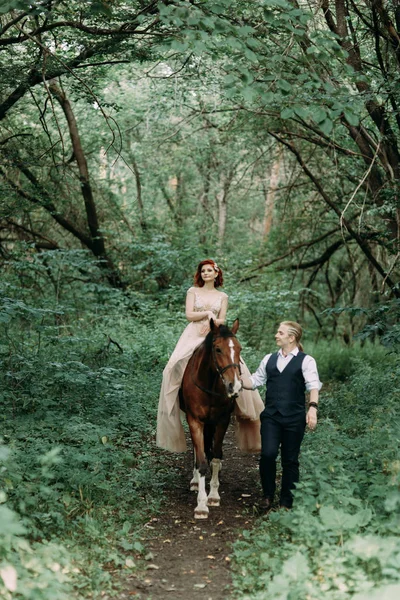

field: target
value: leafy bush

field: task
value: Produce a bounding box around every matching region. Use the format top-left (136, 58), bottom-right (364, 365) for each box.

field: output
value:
top-left (307, 339), bottom-right (389, 382)
top-left (0, 444), bottom-right (73, 600)
top-left (0, 277), bottom-right (182, 597)
top-left (231, 356), bottom-right (400, 599)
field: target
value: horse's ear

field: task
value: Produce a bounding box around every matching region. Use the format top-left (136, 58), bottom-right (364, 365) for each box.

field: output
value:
top-left (210, 318), bottom-right (217, 331)
top-left (231, 318), bottom-right (239, 334)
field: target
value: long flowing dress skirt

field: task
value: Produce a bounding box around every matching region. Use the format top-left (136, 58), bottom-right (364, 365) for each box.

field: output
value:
top-left (156, 321), bottom-right (263, 452)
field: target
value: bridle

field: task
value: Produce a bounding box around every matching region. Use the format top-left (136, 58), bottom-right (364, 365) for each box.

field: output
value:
top-left (191, 334), bottom-right (242, 397)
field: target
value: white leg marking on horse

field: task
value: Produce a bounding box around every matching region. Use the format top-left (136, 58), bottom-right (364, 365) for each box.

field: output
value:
top-left (208, 458), bottom-right (222, 507)
top-left (190, 467), bottom-right (200, 492)
top-left (190, 448), bottom-right (199, 491)
top-left (195, 474), bottom-right (209, 519)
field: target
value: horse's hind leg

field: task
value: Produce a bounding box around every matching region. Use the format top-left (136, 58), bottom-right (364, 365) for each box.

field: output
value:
top-left (208, 416), bottom-right (230, 507)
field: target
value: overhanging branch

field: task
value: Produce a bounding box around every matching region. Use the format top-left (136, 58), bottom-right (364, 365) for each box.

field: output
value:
top-left (269, 131), bottom-right (399, 297)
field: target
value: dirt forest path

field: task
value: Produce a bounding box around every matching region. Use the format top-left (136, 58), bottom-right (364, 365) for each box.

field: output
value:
top-left (125, 424), bottom-right (263, 600)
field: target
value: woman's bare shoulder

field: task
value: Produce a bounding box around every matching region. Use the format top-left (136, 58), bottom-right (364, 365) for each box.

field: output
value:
top-left (187, 286), bottom-right (196, 295)
top-left (219, 291), bottom-right (228, 300)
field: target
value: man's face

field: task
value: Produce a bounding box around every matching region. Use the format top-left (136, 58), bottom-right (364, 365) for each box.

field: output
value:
top-left (275, 324), bottom-right (294, 348)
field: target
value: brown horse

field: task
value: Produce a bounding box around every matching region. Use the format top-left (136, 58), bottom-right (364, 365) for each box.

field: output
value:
top-left (179, 318), bottom-right (242, 519)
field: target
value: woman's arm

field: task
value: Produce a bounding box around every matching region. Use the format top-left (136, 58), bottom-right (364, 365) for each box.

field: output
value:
top-left (185, 289), bottom-right (215, 322)
top-left (214, 294), bottom-right (228, 326)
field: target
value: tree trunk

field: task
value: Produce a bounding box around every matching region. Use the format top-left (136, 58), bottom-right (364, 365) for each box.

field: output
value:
top-left (49, 82), bottom-right (124, 287)
top-left (131, 157), bottom-right (146, 230)
top-left (216, 172), bottom-right (234, 245)
top-left (263, 146), bottom-right (282, 239)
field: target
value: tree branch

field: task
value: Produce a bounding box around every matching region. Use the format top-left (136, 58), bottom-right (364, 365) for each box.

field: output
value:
top-left (269, 132), bottom-right (399, 297)
top-left (0, 166), bottom-right (93, 247)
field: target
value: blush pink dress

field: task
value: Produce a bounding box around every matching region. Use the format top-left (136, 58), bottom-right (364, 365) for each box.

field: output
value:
top-left (156, 288), bottom-right (263, 453)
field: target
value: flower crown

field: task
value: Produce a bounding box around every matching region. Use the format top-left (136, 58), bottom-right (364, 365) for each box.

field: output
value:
top-left (213, 262), bottom-right (219, 272)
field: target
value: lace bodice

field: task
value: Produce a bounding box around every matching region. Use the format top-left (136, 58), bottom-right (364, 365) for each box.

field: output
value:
top-left (192, 290), bottom-right (224, 317)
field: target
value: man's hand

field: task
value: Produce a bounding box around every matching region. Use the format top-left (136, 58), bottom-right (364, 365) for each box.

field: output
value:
top-left (307, 407), bottom-right (317, 430)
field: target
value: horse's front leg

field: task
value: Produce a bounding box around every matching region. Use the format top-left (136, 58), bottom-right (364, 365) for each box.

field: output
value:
top-left (187, 415), bottom-right (209, 519)
top-left (190, 448), bottom-right (199, 491)
top-left (208, 458), bottom-right (222, 507)
top-left (207, 416), bottom-right (230, 507)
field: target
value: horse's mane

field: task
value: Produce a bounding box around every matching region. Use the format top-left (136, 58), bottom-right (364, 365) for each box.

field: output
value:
top-left (204, 324), bottom-right (235, 353)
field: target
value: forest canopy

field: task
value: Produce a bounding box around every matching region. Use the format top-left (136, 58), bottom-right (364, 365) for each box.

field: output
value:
top-left (1, 1), bottom-right (399, 320)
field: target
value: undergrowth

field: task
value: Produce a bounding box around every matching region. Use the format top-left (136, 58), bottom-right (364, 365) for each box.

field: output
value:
top-left (0, 282), bottom-right (183, 599)
top-left (231, 355), bottom-right (400, 599)
top-left (1, 266), bottom-right (399, 599)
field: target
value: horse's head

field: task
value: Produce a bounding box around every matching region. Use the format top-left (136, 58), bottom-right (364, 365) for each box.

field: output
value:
top-left (208, 318), bottom-right (242, 398)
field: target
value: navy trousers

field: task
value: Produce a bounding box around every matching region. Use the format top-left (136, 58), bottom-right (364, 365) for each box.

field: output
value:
top-left (259, 411), bottom-right (306, 507)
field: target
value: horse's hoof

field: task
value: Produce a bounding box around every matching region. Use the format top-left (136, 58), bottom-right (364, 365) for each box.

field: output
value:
top-left (194, 510), bottom-right (209, 519)
top-left (190, 483), bottom-right (199, 492)
top-left (207, 498), bottom-right (220, 507)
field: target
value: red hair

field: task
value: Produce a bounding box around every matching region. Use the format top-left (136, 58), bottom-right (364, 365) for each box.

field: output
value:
top-left (193, 259), bottom-right (224, 288)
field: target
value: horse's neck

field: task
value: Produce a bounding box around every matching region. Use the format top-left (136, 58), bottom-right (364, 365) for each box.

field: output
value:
top-left (196, 342), bottom-right (215, 375)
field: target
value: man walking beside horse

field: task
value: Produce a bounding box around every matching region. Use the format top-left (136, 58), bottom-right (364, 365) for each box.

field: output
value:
top-left (242, 320), bottom-right (322, 510)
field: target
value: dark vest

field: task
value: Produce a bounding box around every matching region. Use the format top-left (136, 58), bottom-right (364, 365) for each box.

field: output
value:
top-left (263, 351), bottom-right (306, 417)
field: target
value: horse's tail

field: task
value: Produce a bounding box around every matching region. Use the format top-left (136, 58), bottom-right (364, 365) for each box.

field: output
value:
top-left (204, 423), bottom-right (216, 462)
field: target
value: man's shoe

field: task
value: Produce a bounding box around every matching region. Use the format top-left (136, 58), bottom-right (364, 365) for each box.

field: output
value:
top-left (262, 497), bottom-right (273, 511)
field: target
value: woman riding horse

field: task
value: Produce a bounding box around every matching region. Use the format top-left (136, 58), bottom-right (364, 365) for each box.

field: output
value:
top-left (156, 259), bottom-right (263, 454)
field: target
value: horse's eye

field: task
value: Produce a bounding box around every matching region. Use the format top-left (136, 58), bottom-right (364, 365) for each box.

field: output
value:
top-left (215, 348), bottom-right (222, 354)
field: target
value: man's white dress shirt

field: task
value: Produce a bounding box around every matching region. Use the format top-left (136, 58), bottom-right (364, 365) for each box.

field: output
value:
top-left (250, 347), bottom-right (322, 391)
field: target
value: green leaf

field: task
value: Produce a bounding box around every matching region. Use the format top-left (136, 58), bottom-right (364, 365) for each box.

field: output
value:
top-left (312, 107), bottom-right (327, 123)
top-left (244, 48), bottom-right (258, 63)
top-left (319, 506), bottom-right (364, 532)
top-left (281, 108), bottom-right (294, 119)
top-left (278, 79), bottom-right (292, 93)
top-left (227, 36), bottom-right (243, 50)
top-left (242, 86), bottom-right (257, 101)
top-left (0, 0), bottom-right (29, 13)
top-left (209, 4), bottom-right (228, 15)
top-left (193, 40), bottom-right (208, 52)
top-left (294, 106), bottom-right (309, 119)
top-left (0, 506), bottom-right (27, 536)
top-left (344, 109), bottom-right (360, 126)
top-left (223, 74), bottom-right (237, 85)
top-left (170, 40), bottom-right (189, 52)
top-left (260, 91), bottom-right (275, 103)
top-left (319, 118), bottom-right (333, 135)
top-left (281, 551), bottom-right (310, 580)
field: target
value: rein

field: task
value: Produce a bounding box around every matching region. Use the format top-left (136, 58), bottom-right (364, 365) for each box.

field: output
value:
top-left (190, 334), bottom-right (242, 397)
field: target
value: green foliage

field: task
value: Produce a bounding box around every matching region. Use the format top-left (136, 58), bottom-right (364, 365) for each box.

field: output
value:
top-left (231, 356), bottom-right (400, 599)
top-left (0, 444), bottom-right (72, 599)
top-left (228, 284), bottom-right (299, 350)
top-left (1, 1), bottom-right (399, 594)
top-left (307, 339), bottom-right (389, 383)
top-left (0, 264), bottom-right (184, 597)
